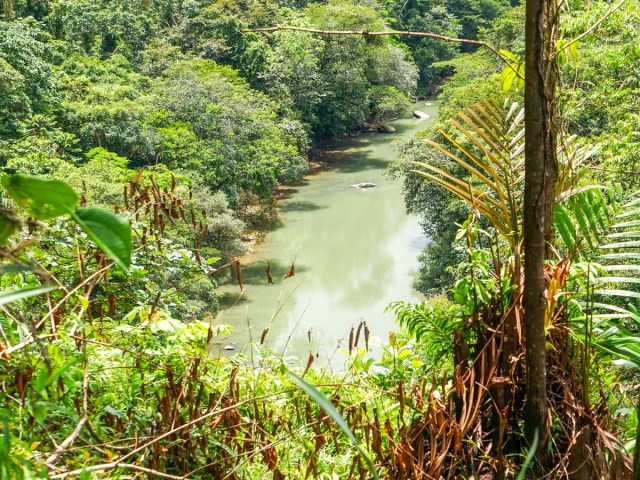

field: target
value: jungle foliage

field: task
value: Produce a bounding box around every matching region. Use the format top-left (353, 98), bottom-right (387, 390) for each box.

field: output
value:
top-left (1, 0), bottom-right (639, 478)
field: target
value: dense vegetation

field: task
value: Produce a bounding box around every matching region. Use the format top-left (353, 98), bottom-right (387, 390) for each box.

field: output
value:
top-left (397, 0), bottom-right (640, 294)
top-left (0, 0), bottom-right (518, 324)
top-left (1, 0), bottom-right (640, 478)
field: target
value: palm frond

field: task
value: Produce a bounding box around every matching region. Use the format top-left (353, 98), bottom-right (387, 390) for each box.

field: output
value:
top-left (566, 187), bottom-right (640, 367)
top-left (412, 101), bottom-right (525, 247)
top-left (414, 100), bottom-right (590, 250)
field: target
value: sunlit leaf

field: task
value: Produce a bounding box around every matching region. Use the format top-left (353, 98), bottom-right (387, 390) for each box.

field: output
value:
top-left (1, 174), bottom-right (79, 220)
top-left (0, 285), bottom-right (61, 306)
top-left (72, 208), bottom-right (132, 270)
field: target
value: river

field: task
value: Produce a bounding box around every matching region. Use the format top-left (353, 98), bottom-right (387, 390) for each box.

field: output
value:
top-left (215, 102), bottom-right (437, 368)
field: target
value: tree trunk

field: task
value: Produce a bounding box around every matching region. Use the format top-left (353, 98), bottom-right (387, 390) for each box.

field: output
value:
top-left (523, 0), bottom-right (558, 465)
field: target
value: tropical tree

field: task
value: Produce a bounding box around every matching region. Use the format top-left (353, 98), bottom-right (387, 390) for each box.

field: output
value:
top-left (405, 98), bottom-right (632, 477)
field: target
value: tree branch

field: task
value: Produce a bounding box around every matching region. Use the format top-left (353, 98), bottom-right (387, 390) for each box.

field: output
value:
top-left (243, 26), bottom-right (524, 80)
top-left (555, 0), bottom-right (628, 57)
top-left (45, 417), bottom-right (88, 467)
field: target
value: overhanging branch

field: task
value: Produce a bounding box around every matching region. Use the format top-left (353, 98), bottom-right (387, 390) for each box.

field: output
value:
top-left (554, 0), bottom-right (628, 58)
top-left (243, 26), bottom-right (524, 80)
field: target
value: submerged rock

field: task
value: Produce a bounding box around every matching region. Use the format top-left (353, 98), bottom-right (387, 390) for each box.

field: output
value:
top-left (350, 182), bottom-right (376, 189)
top-left (412, 110), bottom-right (431, 119)
top-left (378, 124), bottom-right (396, 133)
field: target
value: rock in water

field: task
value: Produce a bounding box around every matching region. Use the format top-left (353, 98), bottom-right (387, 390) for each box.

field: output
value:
top-left (223, 345), bottom-right (235, 351)
top-left (350, 182), bottom-right (376, 189)
top-left (378, 123), bottom-right (396, 133)
top-left (412, 110), bottom-right (431, 119)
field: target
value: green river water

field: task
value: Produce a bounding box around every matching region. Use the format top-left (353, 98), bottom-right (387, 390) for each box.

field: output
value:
top-left (216, 102), bottom-right (437, 368)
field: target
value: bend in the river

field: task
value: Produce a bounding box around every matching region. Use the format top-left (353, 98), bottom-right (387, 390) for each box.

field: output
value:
top-left (216, 102), bottom-right (437, 367)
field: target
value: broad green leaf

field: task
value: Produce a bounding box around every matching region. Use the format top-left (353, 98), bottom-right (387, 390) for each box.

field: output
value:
top-left (0, 285), bottom-right (60, 306)
top-left (288, 372), bottom-right (380, 480)
top-left (72, 208), bottom-right (132, 270)
top-left (1, 174), bottom-right (78, 220)
top-left (0, 212), bottom-right (17, 244)
top-left (500, 67), bottom-right (516, 92)
top-left (499, 49), bottom-right (518, 61)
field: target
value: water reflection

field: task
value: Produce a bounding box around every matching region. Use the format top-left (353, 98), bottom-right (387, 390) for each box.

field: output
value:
top-left (217, 103), bottom-right (437, 367)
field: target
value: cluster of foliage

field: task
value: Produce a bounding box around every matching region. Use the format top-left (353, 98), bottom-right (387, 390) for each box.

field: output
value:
top-left (0, 170), bottom-right (453, 479)
top-left (5, 102), bottom-right (639, 478)
top-left (3, 0), bottom-right (638, 477)
top-left (0, 0), bottom-right (427, 326)
top-left (397, 0), bottom-right (640, 295)
top-left (381, 0), bottom-right (511, 93)
top-left (0, 1), bottom-right (531, 477)
top-left (384, 0), bottom-right (640, 475)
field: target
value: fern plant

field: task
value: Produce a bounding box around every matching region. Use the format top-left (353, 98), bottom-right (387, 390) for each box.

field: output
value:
top-left (386, 299), bottom-right (463, 365)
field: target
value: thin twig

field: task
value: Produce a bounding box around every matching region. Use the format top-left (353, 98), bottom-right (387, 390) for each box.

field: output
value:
top-left (243, 26), bottom-right (524, 79)
top-left (45, 417), bottom-right (88, 466)
top-left (1, 333), bottom-right (58, 356)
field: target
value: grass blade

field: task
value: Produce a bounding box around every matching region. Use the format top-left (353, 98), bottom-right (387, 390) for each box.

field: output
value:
top-left (0, 285), bottom-right (60, 306)
top-left (288, 371), bottom-right (381, 480)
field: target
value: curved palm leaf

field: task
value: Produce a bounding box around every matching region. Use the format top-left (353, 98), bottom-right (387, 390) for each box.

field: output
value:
top-left (412, 99), bottom-right (588, 249)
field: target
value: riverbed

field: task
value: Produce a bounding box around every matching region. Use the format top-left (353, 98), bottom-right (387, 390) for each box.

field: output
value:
top-left (215, 103), bottom-right (437, 368)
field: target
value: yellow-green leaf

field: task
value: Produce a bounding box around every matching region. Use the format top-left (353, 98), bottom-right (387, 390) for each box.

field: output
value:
top-left (1, 174), bottom-right (78, 220)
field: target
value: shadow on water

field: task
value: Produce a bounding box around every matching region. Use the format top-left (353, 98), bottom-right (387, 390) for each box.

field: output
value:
top-left (278, 200), bottom-right (327, 213)
top-left (218, 289), bottom-right (248, 309)
top-left (310, 111), bottom-right (433, 176)
top-left (316, 131), bottom-right (415, 174)
top-left (219, 258), bottom-right (309, 287)
top-left (276, 180), bottom-right (309, 199)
